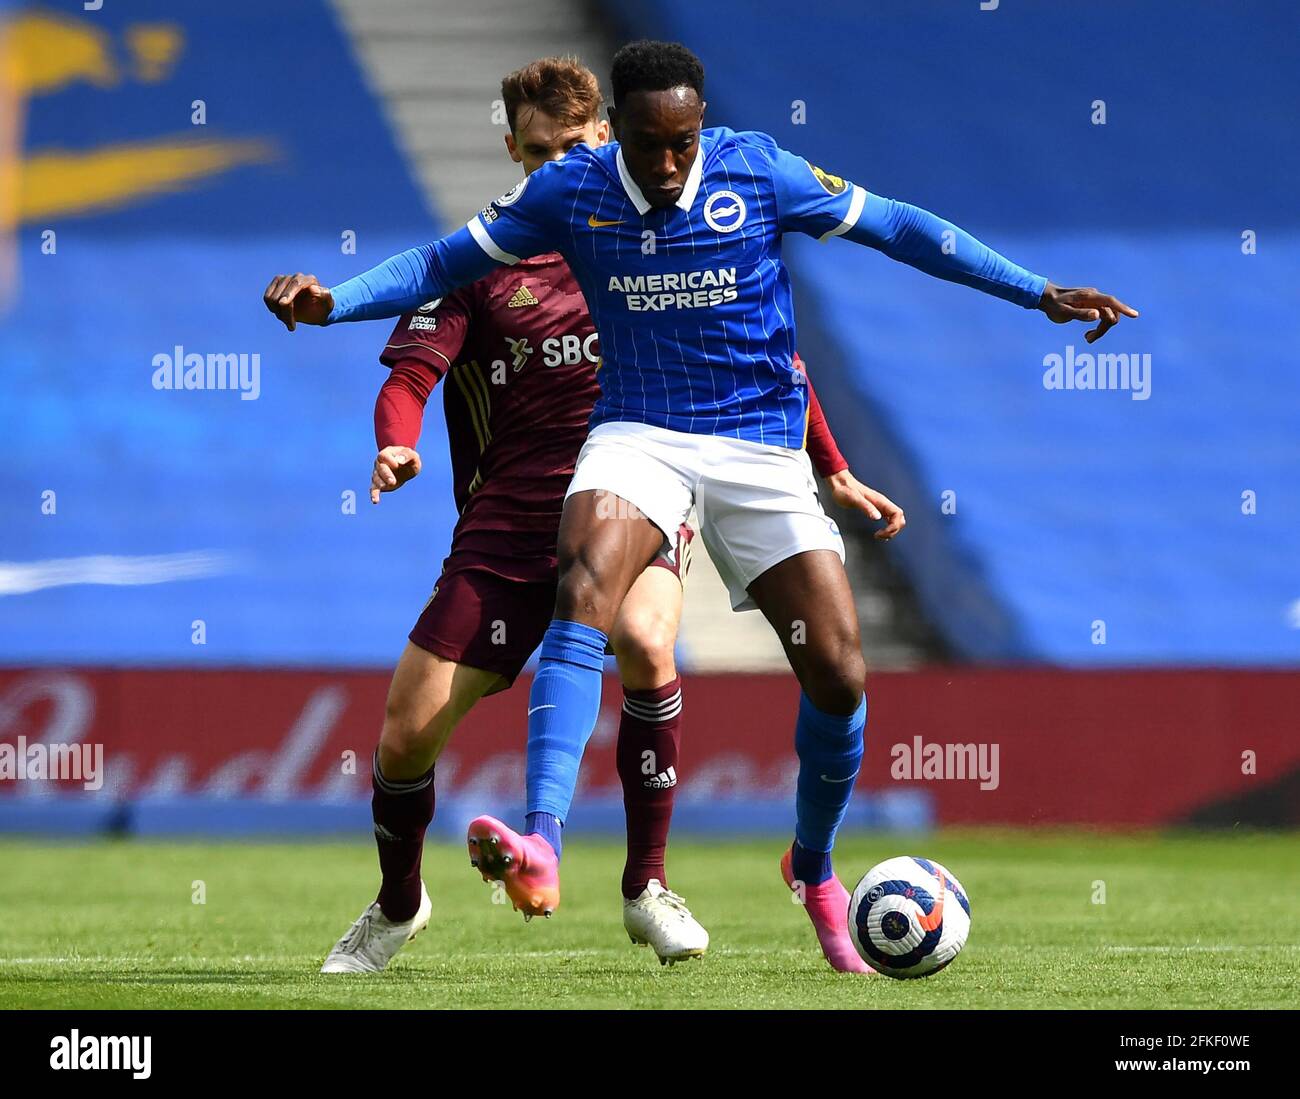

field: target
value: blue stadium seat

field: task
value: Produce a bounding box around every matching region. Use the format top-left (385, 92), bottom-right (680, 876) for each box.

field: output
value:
top-left (0, 0), bottom-right (461, 666)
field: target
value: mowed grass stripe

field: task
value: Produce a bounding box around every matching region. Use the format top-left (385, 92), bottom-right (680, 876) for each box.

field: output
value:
top-left (1, 831), bottom-right (1296, 1009)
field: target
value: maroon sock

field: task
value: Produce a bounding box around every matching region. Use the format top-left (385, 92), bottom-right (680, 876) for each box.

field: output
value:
top-left (616, 676), bottom-right (683, 900)
top-left (371, 750), bottom-right (436, 922)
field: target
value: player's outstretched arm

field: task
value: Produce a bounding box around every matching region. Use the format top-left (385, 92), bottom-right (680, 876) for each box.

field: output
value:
top-left (846, 197), bottom-right (1138, 343)
top-left (771, 144), bottom-right (1138, 342)
top-left (263, 164), bottom-right (568, 331)
top-left (263, 226), bottom-right (500, 330)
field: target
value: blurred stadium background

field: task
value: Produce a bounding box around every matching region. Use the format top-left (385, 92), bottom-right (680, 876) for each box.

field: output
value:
top-left (1, 0), bottom-right (1297, 843)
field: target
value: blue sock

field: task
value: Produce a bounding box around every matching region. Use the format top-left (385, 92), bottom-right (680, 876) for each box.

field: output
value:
top-left (523, 619), bottom-right (608, 858)
top-left (792, 691), bottom-right (867, 884)
top-left (525, 811), bottom-right (563, 859)
top-left (790, 840), bottom-right (833, 887)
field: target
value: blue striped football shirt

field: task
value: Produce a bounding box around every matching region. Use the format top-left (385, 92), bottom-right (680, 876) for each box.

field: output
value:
top-left (328, 127), bottom-right (1047, 448)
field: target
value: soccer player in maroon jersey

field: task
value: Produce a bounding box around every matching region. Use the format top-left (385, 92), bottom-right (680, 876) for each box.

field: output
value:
top-left (316, 58), bottom-right (903, 973)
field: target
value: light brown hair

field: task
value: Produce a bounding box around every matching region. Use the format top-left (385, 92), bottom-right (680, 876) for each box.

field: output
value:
top-left (501, 56), bottom-right (603, 134)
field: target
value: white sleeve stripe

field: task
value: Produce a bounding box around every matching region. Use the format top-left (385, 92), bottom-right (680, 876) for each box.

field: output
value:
top-left (818, 184), bottom-right (867, 242)
top-left (466, 216), bottom-right (520, 265)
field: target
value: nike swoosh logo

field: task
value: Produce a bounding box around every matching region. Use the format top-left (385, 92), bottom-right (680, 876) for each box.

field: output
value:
top-left (820, 773), bottom-right (857, 783)
top-left (527, 704), bottom-right (557, 716)
top-left (587, 214), bottom-right (624, 228)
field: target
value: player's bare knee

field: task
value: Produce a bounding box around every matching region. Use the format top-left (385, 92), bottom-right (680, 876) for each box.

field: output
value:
top-left (378, 720), bottom-right (422, 770)
top-left (611, 607), bottom-right (677, 685)
top-left (801, 647), bottom-right (866, 716)
top-left (378, 699), bottom-right (437, 772)
top-left (805, 676), bottom-right (864, 717)
top-left (555, 557), bottom-right (620, 631)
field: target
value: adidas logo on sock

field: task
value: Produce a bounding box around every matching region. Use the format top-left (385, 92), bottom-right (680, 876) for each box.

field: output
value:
top-left (373, 823), bottom-right (399, 842)
top-left (507, 285), bottom-right (539, 308)
top-left (643, 766), bottom-right (677, 790)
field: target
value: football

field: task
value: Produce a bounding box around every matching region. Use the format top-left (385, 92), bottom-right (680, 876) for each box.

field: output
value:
top-left (848, 856), bottom-right (971, 978)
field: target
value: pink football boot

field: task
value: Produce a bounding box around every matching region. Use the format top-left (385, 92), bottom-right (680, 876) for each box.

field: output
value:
top-left (467, 815), bottom-right (561, 920)
top-left (781, 847), bottom-right (875, 974)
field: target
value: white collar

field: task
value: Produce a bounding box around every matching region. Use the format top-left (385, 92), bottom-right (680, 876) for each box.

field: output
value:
top-left (616, 138), bottom-right (705, 215)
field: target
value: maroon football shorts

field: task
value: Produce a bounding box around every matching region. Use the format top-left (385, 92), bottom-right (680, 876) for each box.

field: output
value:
top-left (408, 562), bottom-right (554, 691)
top-left (408, 524), bottom-right (695, 688)
top-left (649, 521), bottom-right (694, 579)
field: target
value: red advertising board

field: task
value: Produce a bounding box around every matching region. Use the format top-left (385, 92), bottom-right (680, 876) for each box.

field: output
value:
top-left (1, 666), bottom-right (1296, 825)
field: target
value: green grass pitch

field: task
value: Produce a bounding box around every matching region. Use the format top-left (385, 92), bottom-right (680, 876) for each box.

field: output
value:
top-left (1, 830), bottom-right (1297, 1009)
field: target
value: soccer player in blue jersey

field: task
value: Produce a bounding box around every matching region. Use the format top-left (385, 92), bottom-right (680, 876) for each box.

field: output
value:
top-left (264, 40), bottom-right (1136, 972)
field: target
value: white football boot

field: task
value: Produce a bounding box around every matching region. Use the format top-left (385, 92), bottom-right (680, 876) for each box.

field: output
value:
top-left (623, 879), bottom-right (709, 966)
top-left (320, 881), bottom-right (432, 974)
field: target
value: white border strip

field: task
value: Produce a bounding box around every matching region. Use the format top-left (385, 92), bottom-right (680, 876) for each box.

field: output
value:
top-left (819, 184), bottom-right (867, 242)
top-left (466, 216), bottom-right (520, 265)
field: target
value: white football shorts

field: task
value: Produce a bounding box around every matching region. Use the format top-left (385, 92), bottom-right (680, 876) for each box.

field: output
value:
top-left (565, 421), bottom-right (844, 612)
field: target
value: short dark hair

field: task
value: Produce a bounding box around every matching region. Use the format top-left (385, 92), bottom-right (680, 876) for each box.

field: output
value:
top-left (500, 56), bottom-right (604, 134)
top-left (610, 40), bottom-right (704, 105)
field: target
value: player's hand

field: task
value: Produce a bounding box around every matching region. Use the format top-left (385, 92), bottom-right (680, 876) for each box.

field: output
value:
top-left (370, 446), bottom-right (422, 504)
top-left (1037, 282), bottom-right (1139, 344)
top-left (824, 469), bottom-right (905, 541)
top-left (263, 273), bottom-right (335, 331)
